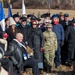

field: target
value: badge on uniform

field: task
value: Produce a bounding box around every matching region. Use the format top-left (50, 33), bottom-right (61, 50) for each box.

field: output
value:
top-left (23, 54), bottom-right (27, 60)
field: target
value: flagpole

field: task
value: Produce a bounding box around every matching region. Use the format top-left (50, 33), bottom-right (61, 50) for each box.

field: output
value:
top-left (47, 0), bottom-right (50, 13)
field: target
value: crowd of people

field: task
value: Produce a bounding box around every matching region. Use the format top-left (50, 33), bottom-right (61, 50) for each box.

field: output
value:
top-left (0, 11), bottom-right (75, 75)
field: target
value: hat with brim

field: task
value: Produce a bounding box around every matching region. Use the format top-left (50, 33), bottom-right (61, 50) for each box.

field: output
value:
top-left (9, 17), bottom-right (16, 26)
top-left (51, 14), bottom-right (59, 19)
top-left (21, 17), bottom-right (27, 22)
top-left (46, 24), bottom-right (52, 28)
top-left (64, 13), bottom-right (69, 17)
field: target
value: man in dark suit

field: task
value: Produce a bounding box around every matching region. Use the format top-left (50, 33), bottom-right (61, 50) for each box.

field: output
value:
top-left (65, 19), bottom-right (75, 69)
top-left (62, 13), bottom-right (71, 31)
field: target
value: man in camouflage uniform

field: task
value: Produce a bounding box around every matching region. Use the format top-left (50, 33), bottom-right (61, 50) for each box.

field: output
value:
top-left (43, 23), bottom-right (57, 74)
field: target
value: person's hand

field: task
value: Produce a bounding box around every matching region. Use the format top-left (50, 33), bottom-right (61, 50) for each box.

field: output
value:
top-left (40, 47), bottom-right (43, 52)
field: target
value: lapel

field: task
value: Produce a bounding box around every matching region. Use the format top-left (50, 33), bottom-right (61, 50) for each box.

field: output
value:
top-left (70, 26), bottom-right (75, 35)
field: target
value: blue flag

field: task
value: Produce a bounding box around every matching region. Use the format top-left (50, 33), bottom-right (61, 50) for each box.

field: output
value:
top-left (0, 1), bottom-right (5, 31)
top-left (8, 4), bottom-right (12, 18)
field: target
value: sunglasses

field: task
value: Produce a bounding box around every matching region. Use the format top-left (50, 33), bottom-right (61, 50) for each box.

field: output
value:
top-left (45, 22), bottom-right (49, 23)
top-left (32, 24), bottom-right (37, 25)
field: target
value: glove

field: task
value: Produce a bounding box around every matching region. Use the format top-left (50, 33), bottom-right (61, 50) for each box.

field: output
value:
top-left (40, 47), bottom-right (44, 52)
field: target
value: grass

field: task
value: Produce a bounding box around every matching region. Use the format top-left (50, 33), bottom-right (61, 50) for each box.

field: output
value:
top-left (4, 9), bottom-right (74, 19)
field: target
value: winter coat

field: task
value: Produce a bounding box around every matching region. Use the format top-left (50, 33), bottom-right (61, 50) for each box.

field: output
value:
top-left (0, 39), bottom-right (7, 51)
top-left (65, 26), bottom-right (75, 59)
top-left (17, 25), bottom-right (32, 43)
top-left (62, 20), bottom-right (72, 31)
top-left (7, 40), bottom-right (23, 68)
top-left (52, 24), bottom-right (64, 42)
top-left (29, 28), bottom-right (44, 62)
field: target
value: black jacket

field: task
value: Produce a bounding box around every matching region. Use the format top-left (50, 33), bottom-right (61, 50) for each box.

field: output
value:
top-left (61, 20), bottom-right (72, 31)
top-left (7, 40), bottom-right (23, 68)
top-left (29, 28), bottom-right (44, 62)
top-left (17, 25), bottom-right (32, 43)
top-left (65, 26), bottom-right (75, 59)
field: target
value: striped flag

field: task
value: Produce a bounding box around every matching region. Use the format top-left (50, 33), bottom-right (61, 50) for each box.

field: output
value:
top-left (0, 1), bottom-right (5, 31)
top-left (22, 0), bottom-right (26, 15)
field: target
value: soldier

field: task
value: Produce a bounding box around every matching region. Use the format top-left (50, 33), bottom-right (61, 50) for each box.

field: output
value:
top-left (43, 23), bottom-right (57, 75)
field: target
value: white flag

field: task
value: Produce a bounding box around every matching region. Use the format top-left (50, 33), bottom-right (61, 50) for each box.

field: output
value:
top-left (22, 0), bottom-right (26, 15)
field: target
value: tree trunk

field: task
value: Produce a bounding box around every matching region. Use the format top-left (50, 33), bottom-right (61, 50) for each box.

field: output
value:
top-left (57, 0), bottom-right (60, 4)
top-left (70, 0), bottom-right (73, 5)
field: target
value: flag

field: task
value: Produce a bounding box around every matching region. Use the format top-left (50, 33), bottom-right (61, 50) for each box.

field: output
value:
top-left (0, 1), bottom-right (5, 31)
top-left (8, 3), bottom-right (12, 18)
top-left (0, 0), bottom-right (4, 6)
top-left (22, 0), bottom-right (26, 15)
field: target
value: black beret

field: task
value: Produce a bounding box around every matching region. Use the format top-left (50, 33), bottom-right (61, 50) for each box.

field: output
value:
top-left (13, 14), bottom-right (19, 18)
top-left (31, 15), bottom-right (41, 21)
top-left (41, 13), bottom-right (50, 18)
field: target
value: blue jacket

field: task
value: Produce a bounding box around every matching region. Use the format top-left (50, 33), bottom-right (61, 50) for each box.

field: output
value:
top-left (52, 24), bottom-right (64, 41)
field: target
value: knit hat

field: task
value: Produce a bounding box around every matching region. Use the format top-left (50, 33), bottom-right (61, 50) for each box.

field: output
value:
top-left (9, 17), bottom-right (16, 26)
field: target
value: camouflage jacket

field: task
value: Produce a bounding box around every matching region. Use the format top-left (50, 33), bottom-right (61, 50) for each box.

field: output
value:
top-left (43, 30), bottom-right (57, 51)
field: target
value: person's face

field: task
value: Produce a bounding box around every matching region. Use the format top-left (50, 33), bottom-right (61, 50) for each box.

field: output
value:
top-left (53, 18), bottom-right (59, 22)
top-left (5, 20), bottom-right (9, 25)
top-left (11, 25), bottom-right (15, 29)
top-left (47, 27), bottom-right (52, 31)
top-left (73, 23), bottom-right (75, 26)
top-left (45, 22), bottom-right (49, 26)
top-left (64, 17), bottom-right (69, 22)
top-left (14, 17), bottom-right (19, 22)
top-left (21, 21), bottom-right (26, 26)
top-left (32, 22), bottom-right (37, 28)
top-left (17, 34), bottom-right (23, 43)
top-left (60, 15), bottom-right (64, 20)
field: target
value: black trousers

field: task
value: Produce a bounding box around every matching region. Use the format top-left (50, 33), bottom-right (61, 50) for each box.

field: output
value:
top-left (22, 57), bottom-right (40, 75)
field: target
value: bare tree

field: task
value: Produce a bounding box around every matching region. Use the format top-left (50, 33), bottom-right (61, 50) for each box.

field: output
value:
top-left (57, 0), bottom-right (60, 4)
top-left (73, 0), bottom-right (75, 3)
top-left (70, 0), bottom-right (73, 5)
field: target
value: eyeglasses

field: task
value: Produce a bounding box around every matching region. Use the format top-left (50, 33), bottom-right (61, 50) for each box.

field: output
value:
top-left (45, 22), bottom-right (49, 23)
top-left (32, 24), bottom-right (37, 25)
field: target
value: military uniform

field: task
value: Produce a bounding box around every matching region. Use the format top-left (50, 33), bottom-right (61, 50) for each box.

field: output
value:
top-left (43, 24), bottom-right (57, 67)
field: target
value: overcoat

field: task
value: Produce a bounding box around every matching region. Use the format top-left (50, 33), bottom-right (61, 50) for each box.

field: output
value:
top-left (65, 26), bottom-right (75, 59)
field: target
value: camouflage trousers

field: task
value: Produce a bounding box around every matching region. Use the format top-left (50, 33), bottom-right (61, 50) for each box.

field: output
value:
top-left (44, 50), bottom-right (55, 67)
